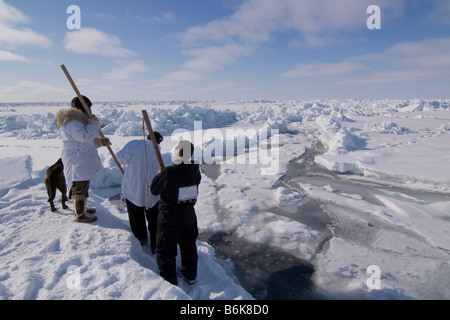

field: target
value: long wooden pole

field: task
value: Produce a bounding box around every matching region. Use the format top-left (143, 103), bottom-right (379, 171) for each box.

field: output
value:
top-left (142, 110), bottom-right (165, 170)
top-left (60, 64), bottom-right (124, 175)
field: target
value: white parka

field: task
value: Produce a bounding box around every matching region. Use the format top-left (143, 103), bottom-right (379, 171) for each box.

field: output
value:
top-left (55, 108), bottom-right (103, 186)
top-left (116, 139), bottom-right (160, 208)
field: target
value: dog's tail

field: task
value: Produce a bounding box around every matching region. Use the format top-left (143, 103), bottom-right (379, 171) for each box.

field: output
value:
top-left (44, 176), bottom-right (53, 202)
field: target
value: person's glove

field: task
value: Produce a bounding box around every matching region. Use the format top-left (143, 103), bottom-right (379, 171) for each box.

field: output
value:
top-left (95, 137), bottom-right (111, 148)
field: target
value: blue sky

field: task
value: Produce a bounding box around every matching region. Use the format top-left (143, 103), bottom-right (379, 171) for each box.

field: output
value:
top-left (0, 0), bottom-right (449, 102)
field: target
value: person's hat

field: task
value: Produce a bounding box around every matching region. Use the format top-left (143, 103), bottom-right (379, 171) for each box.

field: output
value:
top-left (147, 131), bottom-right (164, 144)
top-left (71, 96), bottom-right (92, 114)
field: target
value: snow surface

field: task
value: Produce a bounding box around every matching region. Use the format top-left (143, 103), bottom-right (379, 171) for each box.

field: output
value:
top-left (0, 99), bottom-right (449, 300)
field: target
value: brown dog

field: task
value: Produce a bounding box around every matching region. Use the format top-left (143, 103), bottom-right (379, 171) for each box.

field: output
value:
top-left (44, 158), bottom-right (68, 212)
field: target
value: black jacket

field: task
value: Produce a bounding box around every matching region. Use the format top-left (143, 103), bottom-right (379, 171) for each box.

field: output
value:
top-left (150, 162), bottom-right (201, 213)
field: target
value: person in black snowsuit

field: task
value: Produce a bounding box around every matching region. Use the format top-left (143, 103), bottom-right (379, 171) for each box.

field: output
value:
top-left (150, 140), bottom-right (201, 285)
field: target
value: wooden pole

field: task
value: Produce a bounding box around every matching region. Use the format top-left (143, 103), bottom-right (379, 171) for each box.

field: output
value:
top-left (60, 64), bottom-right (124, 175)
top-left (142, 110), bottom-right (165, 170)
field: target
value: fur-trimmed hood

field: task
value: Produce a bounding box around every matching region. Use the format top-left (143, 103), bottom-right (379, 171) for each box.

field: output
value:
top-left (55, 108), bottom-right (89, 129)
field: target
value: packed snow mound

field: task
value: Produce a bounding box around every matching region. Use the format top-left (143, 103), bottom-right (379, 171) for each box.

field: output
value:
top-left (315, 115), bottom-right (366, 153)
top-left (0, 104), bottom-right (237, 139)
top-left (363, 121), bottom-right (409, 134)
top-left (274, 187), bottom-right (303, 207)
top-left (0, 155), bottom-right (32, 196)
top-left (101, 104), bottom-right (237, 137)
top-left (1, 99), bottom-right (448, 140)
top-left (0, 114), bottom-right (58, 139)
top-left (398, 100), bottom-right (449, 112)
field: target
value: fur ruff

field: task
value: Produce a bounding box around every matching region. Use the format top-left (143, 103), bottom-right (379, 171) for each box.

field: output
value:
top-left (55, 108), bottom-right (89, 129)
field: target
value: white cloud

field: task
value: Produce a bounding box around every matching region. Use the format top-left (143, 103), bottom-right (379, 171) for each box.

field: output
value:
top-left (339, 38), bottom-right (450, 85)
top-left (165, 70), bottom-right (205, 82)
top-left (180, 0), bottom-right (404, 47)
top-left (168, 0), bottom-right (405, 84)
top-left (0, 0), bottom-right (52, 49)
top-left (102, 60), bottom-right (149, 80)
top-left (159, 43), bottom-right (253, 84)
top-left (0, 81), bottom-right (69, 102)
top-left (0, 0), bottom-right (29, 26)
top-left (63, 28), bottom-right (134, 57)
top-left (378, 38), bottom-right (450, 69)
top-left (182, 43), bottom-right (254, 73)
top-left (338, 67), bottom-right (450, 85)
top-left (281, 37), bottom-right (450, 85)
top-left (179, 0), bottom-right (283, 47)
top-left (0, 49), bottom-right (30, 62)
top-left (0, 25), bottom-right (52, 49)
top-left (152, 12), bottom-right (175, 23)
top-left (281, 61), bottom-right (367, 78)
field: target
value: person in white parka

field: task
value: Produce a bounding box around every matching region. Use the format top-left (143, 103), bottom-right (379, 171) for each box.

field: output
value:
top-left (116, 132), bottom-right (163, 253)
top-left (55, 96), bottom-right (110, 223)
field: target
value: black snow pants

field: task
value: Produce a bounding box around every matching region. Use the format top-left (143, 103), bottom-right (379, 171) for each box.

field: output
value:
top-left (126, 199), bottom-right (159, 250)
top-left (156, 206), bottom-right (198, 285)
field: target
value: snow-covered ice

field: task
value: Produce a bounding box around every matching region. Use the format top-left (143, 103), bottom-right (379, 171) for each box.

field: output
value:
top-left (0, 99), bottom-right (449, 300)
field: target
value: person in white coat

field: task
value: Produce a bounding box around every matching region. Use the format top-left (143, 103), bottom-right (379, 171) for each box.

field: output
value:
top-left (55, 96), bottom-right (110, 223)
top-left (116, 132), bottom-right (163, 253)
